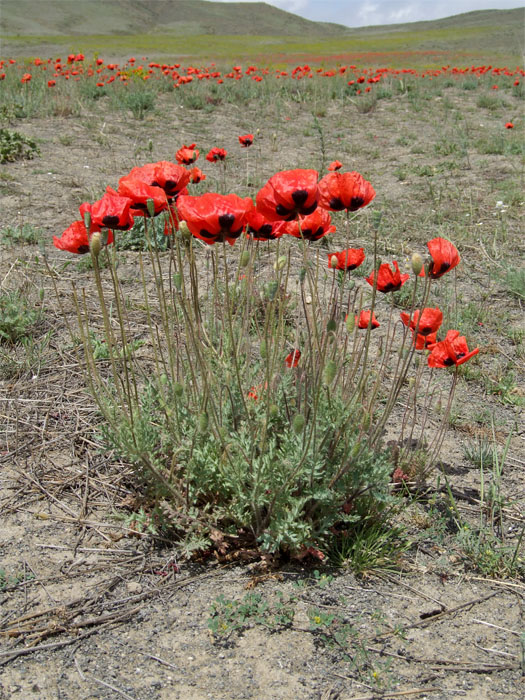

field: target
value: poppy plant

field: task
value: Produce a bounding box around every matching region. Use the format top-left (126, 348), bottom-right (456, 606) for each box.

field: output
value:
top-left (256, 169), bottom-right (319, 222)
top-left (124, 162), bottom-right (190, 201)
top-left (427, 330), bottom-right (479, 368)
top-left (366, 261), bottom-right (410, 293)
top-left (318, 171), bottom-right (375, 212)
top-left (53, 220), bottom-right (113, 255)
top-left (245, 210), bottom-right (285, 241)
top-left (328, 248), bottom-right (365, 271)
top-left (505, 122), bottom-right (514, 129)
top-left (400, 307), bottom-right (443, 337)
top-left (176, 192), bottom-right (253, 245)
top-left (238, 134), bottom-right (254, 147)
top-left (175, 143), bottom-right (199, 165)
top-left (206, 147), bottom-right (227, 163)
top-left (117, 178), bottom-right (168, 217)
top-left (285, 349), bottom-right (301, 368)
top-left (90, 191), bottom-right (135, 231)
top-left (420, 237), bottom-right (460, 279)
top-left (283, 208), bottom-right (335, 242)
top-left (189, 167), bottom-right (206, 184)
top-left (355, 310), bottom-right (379, 329)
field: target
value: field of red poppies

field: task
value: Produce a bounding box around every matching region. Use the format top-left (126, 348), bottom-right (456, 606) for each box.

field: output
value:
top-left (0, 51), bottom-right (524, 699)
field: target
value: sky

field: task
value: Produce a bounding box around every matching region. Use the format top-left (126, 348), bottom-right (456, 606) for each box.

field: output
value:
top-left (213, 1), bottom-right (524, 27)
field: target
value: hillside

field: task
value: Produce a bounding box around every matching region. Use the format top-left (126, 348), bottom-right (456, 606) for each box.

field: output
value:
top-left (0, 0), bottom-right (350, 37)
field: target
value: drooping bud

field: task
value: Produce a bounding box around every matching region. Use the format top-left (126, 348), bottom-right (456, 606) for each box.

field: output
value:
top-left (260, 340), bottom-right (267, 358)
top-left (299, 267), bottom-right (307, 284)
top-left (83, 210), bottom-right (92, 232)
top-left (198, 412), bottom-right (209, 433)
top-left (240, 250), bottom-right (251, 268)
top-left (274, 255), bottom-right (287, 271)
top-left (173, 382), bottom-right (184, 398)
top-left (345, 314), bottom-right (355, 333)
top-left (265, 280), bottom-right (279, 300)
top-left (411, 253), bottom-right (423, 276)
top-left (326, 319), bottom-right (337, 333)
top-left (146, 198), bottom-right (155, 218)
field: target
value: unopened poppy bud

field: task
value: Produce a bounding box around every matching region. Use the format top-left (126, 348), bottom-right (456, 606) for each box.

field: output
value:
top-left (326, 319), bottom-right (337, 333)
top-left (265, 281), bottom-right (279, 300)
top-left (361, 412), bottom-right (371, 430)
top-left (173, 272), bottom-right (182, 290)
top-left (330, 255), bottom-right (338, 269)
top-left (299, 267), bottom-right (306, 283)
top-left (371, 210), bottom-right (383, 231)
top-left (292, 414), bottom-right (305, 435)
top-left (274, 255), bottom-right (287, 271)
top-left (240, 251), bottom-right (250, 268)
top-left (83, 211), bottom-right (91, 232)
top-left (146, 198), bottom-right (155, 217)
top-left (260, 340), bottom-right (267, 358)
top-left (173, 382), bottom-right (184, 397)
top-left (323, 359), bottom-right (337, 385)
top-left (269, 404), bottom-right (279, 419)
top-left (411, 253), bottom-right (423, 276)
top-left (179, 221), bottom-right (191, 239)
top-left (346, 315), bottom-right (355, 333)
top-left (89, 231), bottom-right (102, 258)
top-left (424, 258), bottom-right (433, 276)
top-left (198, 412), bottom-right (209, 433)
top-left (256, 128), bottom-right (260, 135)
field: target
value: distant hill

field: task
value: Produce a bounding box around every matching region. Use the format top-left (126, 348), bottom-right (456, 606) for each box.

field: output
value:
top-left (0, 0), bottom-right (350, 37)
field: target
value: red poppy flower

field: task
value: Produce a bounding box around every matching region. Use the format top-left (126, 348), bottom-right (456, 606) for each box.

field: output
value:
top-left (427, 330), bottom-right (479, 368)
top-left (238, 134), bottom-right (254, 147)
top-left (283, 208), bottom-right (335, 242)
top-left (355, 310), bottom-right (379, 329)
top-left (90, 191), bottom-right (135, 231)
top-left (21, 73), bottom-right (32, 83)
top-left (400, 307), bottom-right (443, 336)
top-left (245, 210), bottom-right (285, 241)
top-left (53, 220), bottom-right (113, 255)
top-left (124, 162), bottom-right (190, 201)
top-left (206, 147), bottom-right (227, 163)
top-left (285, 349), bottom-right (301, 368)
top-left (328, 248), bottom-right (365, 271)
top-left (318, 171), bottom-right (375, 212)
top-left (175, 143), bottom-right (199, 165)
top-left (176, 192), bottom-right (253, 245)
top-left (366, 261), bottom-right (410, 293)
top-left (328, 160), bottom-right (343, 171)
top-left (256, 169), bottom-right (319, 222)
top-left (117, 177), bottom-right (168, 216)
top-left (505, 122), bottom-right (514, 129)
top-left (420, 238), bottom-right (460, 279)
top-left (47, 80), bottom-right (56, 87)
top-left (189, 166), bottom-right (206, 184)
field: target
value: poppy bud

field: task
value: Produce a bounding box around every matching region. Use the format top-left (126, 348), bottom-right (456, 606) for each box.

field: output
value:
top-left (323, 359), bottom-right (337, 385)
top-left (173, 382), bottom-right (184, 397)
top-left (198, 412), bottom-right (209, 433)
top-left (346, 315), bottom-right (355, 333)
top-left (89, 231), bottom-right (102, 258)
top-left (292, 414), bottom-right (305, 435)
top-left (265, 281), bottom-right (279, 300)
top-left (178, 221), bottom-right (191, 240)
top-left (299, 267), bottom-right (307, 283)
top-left (371, 211), bottom-right (383, 231)
top-left (269, 404), bottom-right (279, 419)
top-left (326, 319), bottom-right (337, 333)
top-left (146, 198), bottom-right (155, 218)
top-left (83, 210), bottom-right (91, 232)
top-left (411, 253), bottom-right (423, 276)
top-left (260, 340), bottom-right (267, 358)
top-left (240, 251), bottom-right (251, 268)
top-left (330, 255), bottom-right (338, 269)
top-left (274, 255), bottom-right (287, 271)
top-left (173, 272), bottom-right (182, 290)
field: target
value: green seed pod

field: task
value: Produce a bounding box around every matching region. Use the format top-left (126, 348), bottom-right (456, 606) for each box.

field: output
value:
top-left (326, 319), bottom-right (337, 333)
top-left (146, 198), bottom-right (156, 218)
top-left (173, 272), bottom-right (182, 290)
top-left (173, 382), bottom-right (184, 398)
top-left (323, 359), bottom-right (337, 385)
top-left (198, 412), bottom-right (209, 433)
top-left (411, 253), bottom-right (423, 276)
top-left (260, 340), bottom-right (267, 358)
top-left (269, 404), bottom-right (279, 419)
top-left (346, 314), bottom-right (355, 333)
top-left (292, 414), bottom-right (305, 435)
top-left (240, 251), bottom-right (251, 268)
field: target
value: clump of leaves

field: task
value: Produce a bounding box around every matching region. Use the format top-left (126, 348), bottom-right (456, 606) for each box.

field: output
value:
top-left (0, 128), bottom-right (40, 163)
top-left (0, 290), bottom-right (40, 343)
top-left (0, 223), bottom-right (44, 246)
